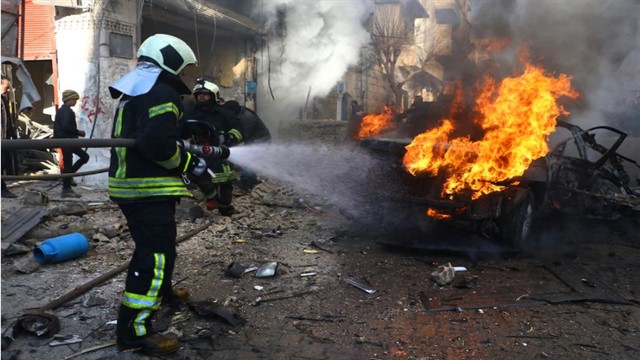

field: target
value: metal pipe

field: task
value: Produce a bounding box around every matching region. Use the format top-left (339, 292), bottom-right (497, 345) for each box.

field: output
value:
top-left (1, 167), bottom-right (109, 181)
top-left (1, 138), bottom-right (135, 150)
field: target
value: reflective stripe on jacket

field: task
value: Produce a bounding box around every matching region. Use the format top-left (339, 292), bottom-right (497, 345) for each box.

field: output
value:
top-left (109, 79), bottom-right (192, 201)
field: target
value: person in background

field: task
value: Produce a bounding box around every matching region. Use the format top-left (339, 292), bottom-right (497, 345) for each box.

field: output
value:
top-left (108, 34), bottom-right (227, 356)
top-left (183, 78), bottom-right (243, 216)
top-left (1, 75), bottom-right (17, 198)
top-left (345, 100), bottom-right (366, 145)
top-left (53, 89), bottom-right (89, 198)
top-left (223, 100), bottom-right (271, 192)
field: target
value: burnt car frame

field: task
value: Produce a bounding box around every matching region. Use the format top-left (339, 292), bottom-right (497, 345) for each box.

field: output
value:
top-left (359, 120), bottom-right (639, 249)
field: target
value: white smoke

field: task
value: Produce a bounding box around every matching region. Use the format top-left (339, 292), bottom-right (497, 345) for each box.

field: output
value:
top-left (256, 0), bottom-right (374, 123)
top-left (472, 0), bottom-right (639, 134)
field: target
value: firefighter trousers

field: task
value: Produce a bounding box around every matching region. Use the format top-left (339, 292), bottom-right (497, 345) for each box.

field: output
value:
top-left (116, 199), bottom-right (177, 339)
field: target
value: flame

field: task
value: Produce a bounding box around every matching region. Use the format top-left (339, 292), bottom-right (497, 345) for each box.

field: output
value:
top-left (403, 50), bottom-right (579, 200)
top-left (427, 208), bottom-right (452, 219)
top-left (358, 104), bottom-right (396, 138)
top-left (484, 38), bottom-right (510, 53)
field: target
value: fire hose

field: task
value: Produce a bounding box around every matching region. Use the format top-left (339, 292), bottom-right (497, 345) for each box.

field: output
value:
top-left (1, 138), bottom-right (228, 181)
top-left (1, 138), bottom-right (136, 151)
top-left (1, 138), bottom-right (136, 181)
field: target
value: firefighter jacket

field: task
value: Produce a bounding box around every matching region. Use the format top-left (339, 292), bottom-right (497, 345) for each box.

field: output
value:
top-left (183, 103), bottom-right (244, 147)
top-left (238, 107), bottom-right (271, 144)
top-left (53, 104), bottom-right (81, 138)
top-left (183, 103), bottom-right (243, 184)
top-left (108, 78), bottom-right (195, 202)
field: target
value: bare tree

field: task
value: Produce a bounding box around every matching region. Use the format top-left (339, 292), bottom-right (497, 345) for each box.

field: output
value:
top-left (370, 3), bottom-right (446, 108)
top-left (370, 3), bottom-right (414, 107)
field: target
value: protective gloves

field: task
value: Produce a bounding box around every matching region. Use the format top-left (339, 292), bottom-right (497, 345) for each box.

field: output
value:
top-left (225, 133), bottom-right (241, 147)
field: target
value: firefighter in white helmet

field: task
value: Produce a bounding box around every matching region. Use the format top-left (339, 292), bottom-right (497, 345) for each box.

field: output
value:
top-left (181, 76), bottom-right (244, 216)
top-left (108, 34), bottom-right (229, 355)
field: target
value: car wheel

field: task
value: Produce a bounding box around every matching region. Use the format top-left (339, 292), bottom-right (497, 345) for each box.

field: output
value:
top-left (500, 189), bottom-right (534, 249)
top-left (583, 176), bottom-right (626, 218)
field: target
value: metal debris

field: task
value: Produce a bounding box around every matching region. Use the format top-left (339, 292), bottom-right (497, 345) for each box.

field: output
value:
top-left (49, 334), bottom-right (82, 346)
top-left (343, 278), bottom-right (376, 294)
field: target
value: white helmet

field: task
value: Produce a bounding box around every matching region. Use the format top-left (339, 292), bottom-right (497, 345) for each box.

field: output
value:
top-left (137, 34), bottom-right (197, 75)
top-left (193, 78), bottom-right (220, 102)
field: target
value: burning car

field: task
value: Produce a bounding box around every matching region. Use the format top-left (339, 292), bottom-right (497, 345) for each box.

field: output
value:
top-left (355, 51), bottom-right (639, 249)
top-left (360, 120), bottom-right (639, 249)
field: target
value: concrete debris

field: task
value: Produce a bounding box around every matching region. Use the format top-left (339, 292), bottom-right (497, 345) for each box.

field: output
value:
top-left (48, 203), bottom-right (88, 217)
top-left (22, 191), bottom-right (49, 207)
top-left (431, 262), bottom-right (456, 286)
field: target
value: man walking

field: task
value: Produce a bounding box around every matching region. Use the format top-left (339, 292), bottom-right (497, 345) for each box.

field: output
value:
top-left (1, 76), bottom-right (17, 198)
top-left (53, 89), bottom-right (89, 198)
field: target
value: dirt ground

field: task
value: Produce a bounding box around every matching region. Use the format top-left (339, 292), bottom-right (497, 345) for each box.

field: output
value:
top-left (1, 179), bottom-right (639, 360)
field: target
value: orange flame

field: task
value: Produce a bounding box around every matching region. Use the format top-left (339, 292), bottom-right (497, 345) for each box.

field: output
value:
top-left (403, 52), bottom-right (579, 200)
top-left (358, 104), bottom-right (396, 138)
top-left (427, 208), bottom-right (452, 219)
top-left (484, 38), bottom-right (510, 53)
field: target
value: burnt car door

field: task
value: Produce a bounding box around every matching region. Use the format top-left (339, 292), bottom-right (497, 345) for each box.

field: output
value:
top-left (545, 121), bottom-right (635, 218)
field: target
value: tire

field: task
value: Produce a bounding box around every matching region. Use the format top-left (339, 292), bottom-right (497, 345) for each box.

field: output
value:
top-left (500, 189), bottom-right (535, 250)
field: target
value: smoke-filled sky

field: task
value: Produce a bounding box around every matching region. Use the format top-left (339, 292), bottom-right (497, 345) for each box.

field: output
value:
top-left (256, 0), bottom-right (374, 123)
top-left (256, 0), bottom-right (638, 134)
top-left (472, 0), bottom-right (639, 132)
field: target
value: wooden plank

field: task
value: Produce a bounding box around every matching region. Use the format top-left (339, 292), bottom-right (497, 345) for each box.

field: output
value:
top-left (1, 207), bottom-right (48, 246)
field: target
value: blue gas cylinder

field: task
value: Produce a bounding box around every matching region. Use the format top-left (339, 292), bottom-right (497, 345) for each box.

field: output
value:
top-left (33, 233), bottom-right (89, 264)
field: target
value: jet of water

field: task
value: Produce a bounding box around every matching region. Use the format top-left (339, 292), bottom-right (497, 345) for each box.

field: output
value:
top-left (228, 142), bottom-right (399, 221)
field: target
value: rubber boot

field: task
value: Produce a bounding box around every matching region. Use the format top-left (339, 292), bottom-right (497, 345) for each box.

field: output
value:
top-left (116, 304), bottom-right (180, 355)
top-left (61, 188), bottom-right (81, 198)
top-left (218, 204), bottom-right (237, 217)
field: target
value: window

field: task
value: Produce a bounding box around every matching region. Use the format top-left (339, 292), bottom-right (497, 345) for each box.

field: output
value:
top-left (109, 33), bottom-right (133, 59)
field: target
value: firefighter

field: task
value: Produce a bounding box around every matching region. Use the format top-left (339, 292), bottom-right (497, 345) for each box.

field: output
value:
top-left (222, 100), bottom-right (271, 192)
top-left (183, 78), bottom-right (243, 216)
top-left (107, 34), bottom-right (229, 355)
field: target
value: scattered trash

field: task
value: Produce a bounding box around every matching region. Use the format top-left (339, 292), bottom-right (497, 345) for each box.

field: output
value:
top-left (254, 285), bottom-right (264, 291)
top-left (243, 266), bottom-right (258, 274)
top-left (455, 276), bottom-right (479, 289)
top-left (453, 266), bottom-right (467, 272)
top-left (22, 190), bottom-right (49, 206)
top-left (49, 334), bottom-right (82, 346)
top-left (234, 239), bottom-right (246, 243)
top-left (581, 278), bottom-right (597, 287)
top-left (3, 311), bottom-right (61, 347)
top-left (255, 261), bottom-right (278, 278)
top-left (303, 249), bottom-right (319, 254)
top-left (430, 262), bottom-right (456, 286)
top-left (224, 262), bottom-right (247, 278)
top-left (478, 309), bottom-right (485, 314)
top-left (310, 240), bottom-right (334, 254)
top-left (2, 243), bottom-right (31, 256)
top-left (300, 272), bottom-right (317, 277)
top-left (343, 278), bottom-right (376, 294)
top-left (105, 320), bottom-right (117, 326)
top-left (188, 300), bottom-right (245, 327)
